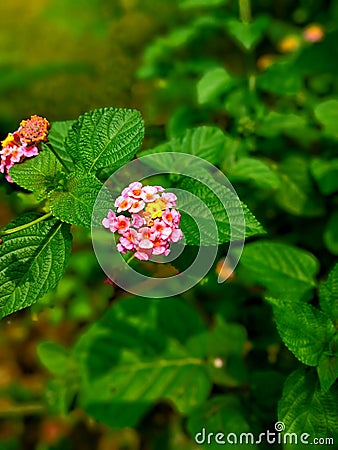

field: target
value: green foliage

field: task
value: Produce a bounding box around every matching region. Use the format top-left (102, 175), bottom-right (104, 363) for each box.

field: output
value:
top-left (9, 147), bottom-right (63, 201)
top-left (74, 298), bottom-right (211, 427)
top-left (278, 368), bottom-right (337, 445)
top-left (48, 171), bottom-right (111, 228)
top-left (267, 298), bottom-right (335, 366)
top-left (0, 214), bottom-right (72, 318)
top-left (314, 99), bottom-right (338, 138)
top-left (225, 15), bottom-right (269, 51)
top-left (320, 263), bottom-right (338, 321)
top-left (240, 242), bottom-right (319, 300)
top-left (197, 67), bottom-right (234, 105)
top-left (65, 107), bottom-right (144, 173)
top-left (227, 157), bottom-right (280, 190)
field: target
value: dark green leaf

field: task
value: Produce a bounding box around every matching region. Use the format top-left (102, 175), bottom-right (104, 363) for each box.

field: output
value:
top-left (0, 214), bottom-right (72, 318)
top-left (317, 353), bottom-right (338, 393)
top-left (74, 297), bottom-right (211, 428)
top-left (324, 213), bottom-right (338, 256)
top-left (278, 368), bottom-right (337, 442)
top-left (257, 62), bottom-right (302, 95)
top-left (311, 158), bottom-right (338, 196)
top-left (187, 396), bottom-right (257, 449)
top-left (240, 242), bottom-right (319, 300)
top-left (65, 107), bottom-right (144, 173)
top-left (314, 99), bottom-right (338, 138)
top-left (267, 298), bottom-right (335, 366)
top-left (275, 156), bottom-right (325, 217)
top-left (320, 263), bottom-right (338, 321)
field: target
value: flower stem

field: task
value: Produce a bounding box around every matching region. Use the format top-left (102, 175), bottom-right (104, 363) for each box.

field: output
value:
top-left (45, 142), bottom-right (70, 173)
top-left (126, 253), bottom-right (136, 264)
top-left (1, 212), bottom-right (53, 237)
top-left (239, 0), bottom-right (251, 24)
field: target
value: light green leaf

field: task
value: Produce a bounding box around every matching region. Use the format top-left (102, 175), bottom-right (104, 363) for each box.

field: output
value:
top-left (187, 396), bottom-right (257, 449)
top-left (256, 112), bottom-right (306, 137)
top-left (275, 156), bottom-right (325, 217)
top-left (278, 368), bottom-right (337, 443)
top-left (240, 242), bottom-right (319, 300)
top-left (317, 353), bottom-right (338, 393)
top-left (141, 126), bottom-right (227, 165)
top-left (49, 171), bottom-right (112, 228)
top-left (324, 213), bottom-right (338, 256)
top-left (228, 157), bottom-right (280, 190)
top-left (65, 107), bottom-right (144, 173)
top-left (74, 297), bottom-right (211, 428)
top-left (311, 158), bottom-right (338, 196)
top-left (48, 120), bottom-right (75, 170)
top-left (197, 67), bottom-right (234, 104)
top-left (37, 341), bottom-right (73, 376)
top-left (0, 214), bottom-right (72, 318)
top-left (267, 298), bottom-right (335, 366)
top-left (225, 15), bottom-right (270, 51)
top-left (320, 263), bottom-right (338, 321)
top-left (179, 0), bottom-right (228, 9)
top-left (9, 147), bottom-right (63, 201)
top-left (315, 99), bottom-right (338, 138)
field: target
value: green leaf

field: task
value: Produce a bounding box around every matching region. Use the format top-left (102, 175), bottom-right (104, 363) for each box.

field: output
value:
top-left (74, 297), bottom-right (211, 428)
top-left (278, 368), bottom-right (337, 443)
top-left (228, 157), bottom-right (280, 190)
top-left (48, 120), bottom-right (76, 170)
top-left (275, 156), bottom-right (325, 217)
top-left (9, 147), bottom-right (63, 201)
top-left (314, 99), bottom-right (338, 138)
top-left (142, 126), bottom-right (227, 165)
top-left (37, 341), bottom-right (73, 376)
top-left (317, 353), bottom-right (338, 393)
top-left (320, 263), bottom-right (338, 321)
top-left (257, 62), bottom-right (302, 95)
top-left (240, 242), bottom-right (319, 300)
top-left (267, 298), bottom-right (335, 366)
top-left (225, 15), bottom-right (270, 51)
top-left (187, 396), bottom-right (257, 449)
top-left (256, 112), bottom-right (306, 138)
top-left (178, 177), bottom-right (265, 245)
top-left (311, 158), bottom-right (338, 196)
top-left (0, 214), bottom-right (72, 318)
top-left (49, 171), bottom-right (112, 228)
top-left (65, 107), bottom-right (144, 173)
top-left (179, 0), bottom-right (228, 9)
top-left (324, 213), bottom-right (338, 255)
top-left (197, 67), bottom-right (234, 104)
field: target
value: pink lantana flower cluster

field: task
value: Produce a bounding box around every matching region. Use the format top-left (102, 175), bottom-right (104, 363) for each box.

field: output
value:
top-left (1, 115), bottom-right (50, 182)
top-left (102, 182), bottom-right (184, 261)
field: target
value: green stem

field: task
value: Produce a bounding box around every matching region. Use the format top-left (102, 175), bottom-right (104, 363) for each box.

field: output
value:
top-left (126, 253), bottom-right (136, 264)
top-left (0, 403), bottom-right (46, 417)
top-left (1, 212), bottom-right (53, 237)
top-left (45, 142), bottom-right (70, 173)
top-left (239, 0), bottom-right (251, 24)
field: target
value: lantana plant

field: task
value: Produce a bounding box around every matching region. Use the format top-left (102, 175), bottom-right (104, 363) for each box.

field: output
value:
top-left (0, 106), bottom-right (263, 320)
